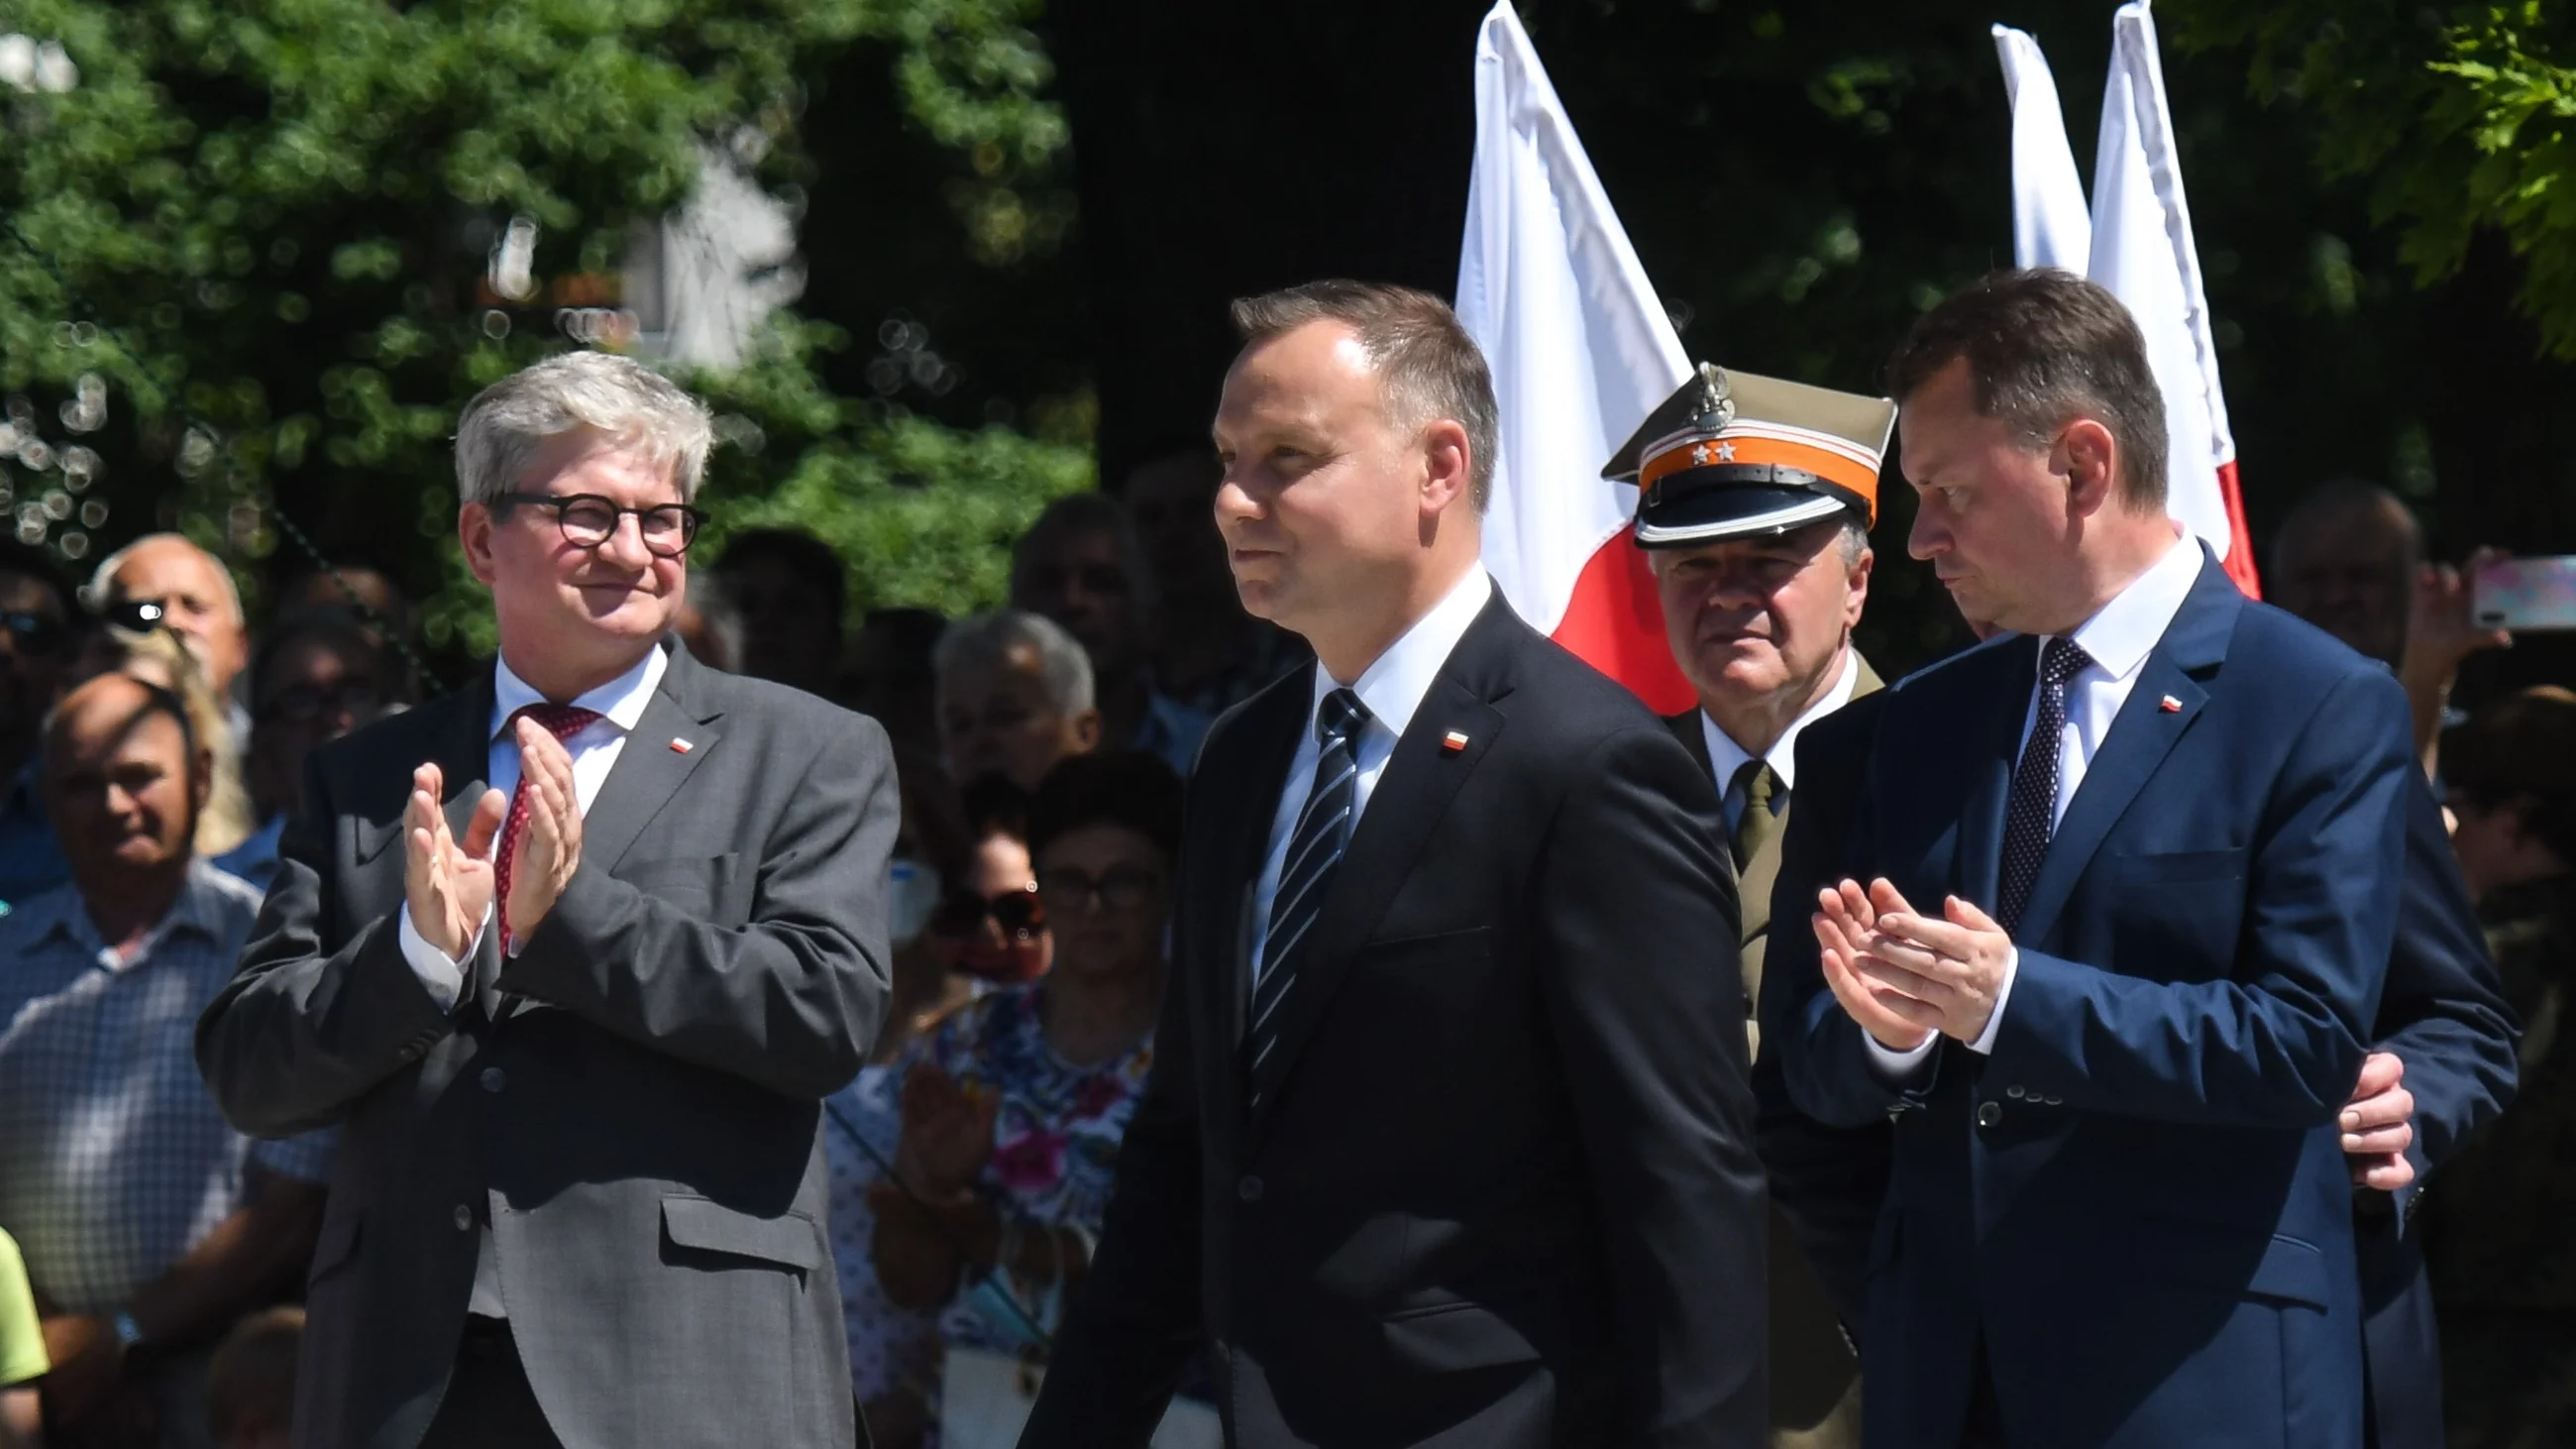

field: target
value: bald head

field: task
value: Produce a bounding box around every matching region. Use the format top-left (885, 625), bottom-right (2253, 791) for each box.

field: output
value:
top-left (94, 534), bottom-right (248, 695)
top-left (2271, 482), bottom-right (2421, 667)
top-left (45, 671), bottom-right (208, 890)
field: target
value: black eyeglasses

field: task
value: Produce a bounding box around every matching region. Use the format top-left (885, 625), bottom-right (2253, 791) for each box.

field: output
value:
top-left (261, 681), bottom-right (382, 724)
top-left (928, 884), bottom-right (1045, 941)
top-left (1035, 865), bottom-right (1165, 914)
top-left (0, 612), bottom-right (66, 655)
top-left (496, 492), bottom-right (703, 558)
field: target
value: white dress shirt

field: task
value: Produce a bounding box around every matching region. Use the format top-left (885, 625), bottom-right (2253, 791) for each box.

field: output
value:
top-left (1246, 569), bottom-right (1493, 979)
top-left (395, 644), bottom-right (669, 1010)
top-left (1870, 535), bottom-right (2204, 1072)
top-left (1702, 649), bottom-right (1862, 832)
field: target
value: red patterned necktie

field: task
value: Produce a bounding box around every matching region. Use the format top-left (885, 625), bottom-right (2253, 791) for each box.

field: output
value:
top-left (492, 703), bottom-right (602, 950)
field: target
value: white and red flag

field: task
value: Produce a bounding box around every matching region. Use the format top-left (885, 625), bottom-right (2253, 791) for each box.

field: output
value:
top-left (1454, 0), bottom-right (1697, 714)
top-left (1994, 4), bottom-right (2261, 596)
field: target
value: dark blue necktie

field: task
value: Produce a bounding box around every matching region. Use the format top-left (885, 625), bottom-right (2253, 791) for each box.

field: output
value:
top-left (1246, 688), bottom-right (1368, 1106)
top-left (1997, 635), bottom-right (2092, 936)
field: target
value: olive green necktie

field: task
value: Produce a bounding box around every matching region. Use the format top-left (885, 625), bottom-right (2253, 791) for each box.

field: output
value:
top-left (1729, 759), bottom-right (1781, 873)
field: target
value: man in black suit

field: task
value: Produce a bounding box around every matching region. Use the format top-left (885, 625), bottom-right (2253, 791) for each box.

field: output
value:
top-left (1020, 280), bottom-right (1767, 1447)
top-left (196, 351), bottom-right (894, 1449)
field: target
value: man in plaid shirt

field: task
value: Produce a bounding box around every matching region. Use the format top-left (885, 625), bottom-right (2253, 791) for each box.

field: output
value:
top-left (0, 672), bottom-right (332, 1448)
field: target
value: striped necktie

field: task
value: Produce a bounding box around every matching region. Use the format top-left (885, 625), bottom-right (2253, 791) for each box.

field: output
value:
top-left (1245, 688), bottom-right (1368, 1107)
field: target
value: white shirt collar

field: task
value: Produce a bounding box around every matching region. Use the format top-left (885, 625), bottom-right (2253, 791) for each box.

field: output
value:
top-left (1701, 648), bottom-right (1861, 797)
top-left (1308, 569), bottom-right (1494, 741)
top-left (2060, 534), bottom-right (2205, 683)
top-left (490, 643), bottom-right (668, 740)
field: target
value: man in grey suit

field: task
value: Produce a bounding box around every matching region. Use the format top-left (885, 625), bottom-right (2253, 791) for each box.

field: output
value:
top-left (196, 352), bottom-right (894, 1449)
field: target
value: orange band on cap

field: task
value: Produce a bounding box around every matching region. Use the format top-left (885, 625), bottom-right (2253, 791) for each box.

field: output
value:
top-left (1639, 431), bottom-right (1881, 523)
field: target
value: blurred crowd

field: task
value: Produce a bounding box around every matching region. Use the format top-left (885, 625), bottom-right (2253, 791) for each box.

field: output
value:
top-left (0, 440), bottom-right (2567, 1449)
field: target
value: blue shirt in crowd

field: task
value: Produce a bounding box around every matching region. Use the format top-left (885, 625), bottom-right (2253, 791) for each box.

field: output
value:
top-left (0, 861), bottom-right (334, 1315)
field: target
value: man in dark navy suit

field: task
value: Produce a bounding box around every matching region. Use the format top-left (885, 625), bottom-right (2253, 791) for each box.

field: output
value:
top-left (1764, 269), bottom-right (2418, 1449)
top-left (1776, 680), bottom-right (2517, 1449)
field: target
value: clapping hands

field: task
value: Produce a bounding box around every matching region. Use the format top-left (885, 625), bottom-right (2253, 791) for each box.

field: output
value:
top-left (895, 1063), bottom-right (997, 1200)
top-left (1813, 878), bottom-right (2015, 1052)
top-left (403, 763), bottom-right (505, 962)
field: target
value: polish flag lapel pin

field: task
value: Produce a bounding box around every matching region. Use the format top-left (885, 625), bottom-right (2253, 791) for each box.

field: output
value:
top-left (2158, 695), bottom-right (2183, 714)
top-left (1440, 729), bottom-right (1471, 755)
top-left (669, 736), bottom-right (695, 754)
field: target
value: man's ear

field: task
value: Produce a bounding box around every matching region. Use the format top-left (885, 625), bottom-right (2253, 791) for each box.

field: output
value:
top-left (1417, 418), bottom-right (1473, 518)
top-left (1846, 543), bottom-right (1875, 629)
top-left (2057, 419), bottom-right (2120, 517)
top-left (1068, 706), bottom-right (1104, 753)
top-left (460, 503), bottom-right (499, 587)
top-left (191, 744), bottom-right (214, 816)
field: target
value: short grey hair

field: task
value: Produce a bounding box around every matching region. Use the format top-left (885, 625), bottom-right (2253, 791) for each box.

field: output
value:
top-left (1013, 492), bottom-right (1161, 611)
top-left (454, 351), bottom-right (715, 508)
top-left (934, 610), bottom-right (1095, 718)
top-left (87, 533), bottom-right (243, 624)
top-left (1837, 514), bottom-right (1870, 565)
top-left (1229, 280), bottom-right (1501, 512)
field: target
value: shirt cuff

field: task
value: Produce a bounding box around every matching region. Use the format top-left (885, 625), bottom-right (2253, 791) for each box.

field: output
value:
top-left (1864, 1029), bottom-right (1938, 1079)
top-left (1963, 947), bottom-right (2020, 1056)
top-left (397, 903), bottom-right (484, 1012)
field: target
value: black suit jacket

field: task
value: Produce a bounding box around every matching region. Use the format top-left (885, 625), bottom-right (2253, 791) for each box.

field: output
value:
top-left (1761, 691), bottom-right (1897, 1330)
top-left (1022, 593), bottom-right (1768, 1449)
top-left (196, 641), bottom-right (894, 1449)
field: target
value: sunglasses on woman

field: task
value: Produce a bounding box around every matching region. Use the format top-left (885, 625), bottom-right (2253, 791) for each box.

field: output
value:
top-left (927, 883), bottom-right (1045, 942)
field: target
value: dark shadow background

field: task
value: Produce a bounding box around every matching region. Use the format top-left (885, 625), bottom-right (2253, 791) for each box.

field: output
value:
top-left (796, 0), bottom-right (2576, 689)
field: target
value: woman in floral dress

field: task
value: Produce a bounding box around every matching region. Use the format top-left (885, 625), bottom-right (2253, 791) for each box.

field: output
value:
top-left (871, 752), bottom-right (1183, 1443)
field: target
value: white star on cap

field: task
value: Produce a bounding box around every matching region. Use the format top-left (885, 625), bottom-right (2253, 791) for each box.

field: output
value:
top-left (1690, 443), bottom-right (1713, 466)
top-left (1716, 440), bottom-right (1737, 462)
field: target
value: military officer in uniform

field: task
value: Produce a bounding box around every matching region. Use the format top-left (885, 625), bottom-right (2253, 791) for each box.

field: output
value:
top-left (1609, 364), bottom-right (1900, 1449)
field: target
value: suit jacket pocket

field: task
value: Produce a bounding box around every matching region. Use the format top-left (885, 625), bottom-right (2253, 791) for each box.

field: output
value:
top-left (2129, 1217), bottom-right (2330, 1309)
top-left (621, 853), bottom-right (744, 922)
top-left (1381, 1298), bottom-right (1543, 1374)
top-left (661, 1195), bottom-right (824, 1274)
top-left (1353, 926), bottom-right (1493, 969)
top-left (2115, 846), bottom-right (2248, 885)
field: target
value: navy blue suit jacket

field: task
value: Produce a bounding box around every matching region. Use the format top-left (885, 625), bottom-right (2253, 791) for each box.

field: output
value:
top-left (1762, 549), bottom-right (2415, 1449)
top-left (2356, 775), bottom-right (2519, 1449)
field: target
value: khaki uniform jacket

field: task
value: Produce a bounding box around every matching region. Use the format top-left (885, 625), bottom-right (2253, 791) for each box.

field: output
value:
top-left (1666, 654), bottom-right (1881, 1449)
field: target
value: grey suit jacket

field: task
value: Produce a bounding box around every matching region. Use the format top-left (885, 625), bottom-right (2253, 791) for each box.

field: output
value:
top-left (196, 640), bottom-right (894, 1449)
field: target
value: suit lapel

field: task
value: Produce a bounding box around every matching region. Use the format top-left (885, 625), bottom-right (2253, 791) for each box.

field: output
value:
top-left (1664, 708), bottom-right (1713, 779)
top-left (1214, 680), bottom-right (1309, 1056)
top-left (581, 647), bottom-right (723, 875)
top-left (1244, 598), bottom-right (1514, 1133)
top-left (1951, 639), bottom-right (2036, 914)
top-left (2011, 555), bottom-right (2240, 946)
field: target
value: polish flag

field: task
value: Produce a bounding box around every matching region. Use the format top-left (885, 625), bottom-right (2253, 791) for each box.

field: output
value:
top-left (1454, 1), bottom-right (1698, 714)
top-left (1994, 5), bottom-right (2260, 596)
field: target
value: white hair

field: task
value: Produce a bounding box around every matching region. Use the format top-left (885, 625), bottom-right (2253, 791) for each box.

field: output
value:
top-left (86, 533), bottom-right (243, 624)
top-left (453, 351), bottom-right (714, 508)
top-left (934, 610), bottom-right (1096, 718)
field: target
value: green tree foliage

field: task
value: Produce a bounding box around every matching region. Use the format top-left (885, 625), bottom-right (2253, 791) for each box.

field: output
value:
top-left (0, 0), bottom-right (1086, 660)
top-left (2166, 3), bottom-right (2576, 359)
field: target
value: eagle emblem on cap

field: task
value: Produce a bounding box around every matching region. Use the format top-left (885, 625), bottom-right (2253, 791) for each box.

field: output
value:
top-left (1689, 363), bottom-right (1737, 434)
